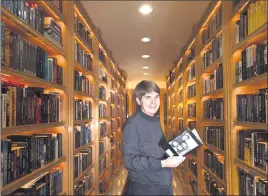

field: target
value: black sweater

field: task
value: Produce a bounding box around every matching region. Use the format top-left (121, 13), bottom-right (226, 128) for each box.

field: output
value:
top-left (122, 110), bottom-right (172, 186)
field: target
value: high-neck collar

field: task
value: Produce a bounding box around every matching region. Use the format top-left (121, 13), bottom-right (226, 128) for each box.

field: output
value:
top-left (139, 109), bottom-right (158, 121)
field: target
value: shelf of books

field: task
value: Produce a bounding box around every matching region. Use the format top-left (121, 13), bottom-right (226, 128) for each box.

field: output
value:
top-left (165, 1), bottom-right (267, 195)
top-left (1, 1), bottom-right (126, 195)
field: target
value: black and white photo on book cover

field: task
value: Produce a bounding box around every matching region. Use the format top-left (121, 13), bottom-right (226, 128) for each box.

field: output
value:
top-left (159, 128), bottom-right (203, 157)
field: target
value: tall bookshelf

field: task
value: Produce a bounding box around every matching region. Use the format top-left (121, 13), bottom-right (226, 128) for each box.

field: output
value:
top-left (165, 1), bottom-right (267, 195)
top-left (1, 1), bottom-right (126, 195)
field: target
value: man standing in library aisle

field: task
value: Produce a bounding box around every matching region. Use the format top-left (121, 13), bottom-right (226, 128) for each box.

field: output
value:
top-left (122, 80), bottom-right (185, 195)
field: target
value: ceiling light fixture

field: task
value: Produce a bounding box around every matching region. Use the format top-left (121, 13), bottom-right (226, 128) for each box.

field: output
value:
top-left (142, 55), bottom-right (150, 58)
top-left (143, 73), bottom-right (148, 75)
top-left (142, 66), bottom-right (149, 69)
top-left (139, 4), bottom-right (153, 15)
top-left (141, 37), bottom-right (151, 42)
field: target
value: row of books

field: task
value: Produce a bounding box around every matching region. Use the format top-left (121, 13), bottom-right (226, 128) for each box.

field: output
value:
top-left (178, 77), bottom-right (183, 89)
top-left (10, 167), bottom-right (63, 196)
top-left (99, 122), bottom-right (107, 138)
top-left (111, 148), bottom-right (115, 160)
top-left (1, 84), bottom-right (62, 128)
top-left (111, 132), bottom-right (115, 145)
top-left (188, 102), bottom-right (196, 118)
top-left (203, 35), bottom-right (222, 69)
top-left (74, 13), bottom-right (92, 50)
top-left (99, 178), bottom-right (108, 194)
top-left (47, 0), bottom-right (63, 13)
top-left (99, 155), bottom-right (107, 174)
top-left (111, 106), bottom-right (116, 118)
top-left (74, 100), bottom-right (92, 121)
top-left (99, 104), bottom-right (106, 118)
top-left (2, 27), bottom-right (63, 85)
top-left (74, 70), bottom-right (93, 95)
top-left (237, 129), bottom-right (267, 172)
top-left (188, 157), bottom-right (197, 177)
top-left (235, 1), bottom-right (267, 44)
top-left (235, 42), bottom-right (268, 83)
top-left (74, 124), bottom-right (92, 149)
top-left (203, 63), bottom-right (223, 94)
top-left (188, 83), bottom-right (196, 98)
top-left (111, 119), bottom-right (117, 131)
top-left (44, 17), bottom-right (63, 47)
top-left (186, 45), bottom-right (195, 64)
top-left (204, 171), bottom-right (226, 195)
top-left (179, 106), bottom-right (183, 117)
top-left (99, 141), bottom-right (106, 156)
top-left (204, 149), bottom-right (225, 180)
top-left (99, 67), bottom-right (108, 84)
top-left (74, 172), bottom-right (93, 196)
top-left (111, 79), bottom-right (116, 90)
top-left (201, 5), bottom-right (222, 45)
top-left (74, 147), bottom-right (92, 179)
top-left (99, 86), bottom-right (106, 100)
top-left (238, 168), bottom-right (267, 196)
top-left (203, 98), bottom-right (224, 120)
top-left (1, 134), bottom-right (62, 186)
top-left (179, 90), bottom-right (183, 102)
top-left (99, 48), bottom-right (106, 65)
top-left (179, 119), bottom-right (183, 131)
top-left (236, 88), bottom-right (268, 123)
top-left (189, 178), bottom-right (198, 196)
top-left (187, 65), bottom-right (195, 81)
top-left (75, 41), bottom-right (93, 71)
top-left (205, 126), bottom-right (224, 151)
top-left (111, 93), bottom-right (123, 105)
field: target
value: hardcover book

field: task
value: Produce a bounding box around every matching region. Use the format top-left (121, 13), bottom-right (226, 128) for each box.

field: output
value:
top-left (159, 128), bottom-right (203, 157)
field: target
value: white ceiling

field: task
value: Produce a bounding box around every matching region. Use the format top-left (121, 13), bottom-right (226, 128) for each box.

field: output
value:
top-left (82, 1), bottom-right (210, 88)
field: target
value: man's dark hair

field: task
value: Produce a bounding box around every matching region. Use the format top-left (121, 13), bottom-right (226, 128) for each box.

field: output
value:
top-left (134, 80), bottom-right (160, 100)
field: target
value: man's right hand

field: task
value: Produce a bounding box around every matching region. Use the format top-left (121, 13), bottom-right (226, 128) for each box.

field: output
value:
top-left (161, 155), bottom-right (186, 168)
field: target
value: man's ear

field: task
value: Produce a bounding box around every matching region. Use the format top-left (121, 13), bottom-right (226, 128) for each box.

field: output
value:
top-left (136, 97), bottom-right (141, 105)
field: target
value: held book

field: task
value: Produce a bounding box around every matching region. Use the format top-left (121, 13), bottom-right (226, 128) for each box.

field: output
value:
top-left (158, 128), bottom-right (203, 157)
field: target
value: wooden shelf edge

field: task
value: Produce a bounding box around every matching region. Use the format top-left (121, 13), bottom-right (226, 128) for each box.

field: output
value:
top-left (233, 73), bottom-right (268, 89)
top-left (203, 165), bottom-right (225, 186)
top-left (202, 188), bottom-right (210, 196)
top-left (201, 119), bottom-right (224, 124)
top-left (74, 141), bottom-right (94, 154)
top-left (99, 167), bottom-right (109, 180)
top-left (74, 33), bottom-right (93, 55)
top-left (1, 6), bottom-right (66, 56)
top-left (205, 143), bottom-right (225, 155)
top-left (74, 90), bottom-right (94, 100)
top-left (201, 88), bottom-right (224, 99)
top-left (74, 62), bottom-right (94, 78)
top-left (1, 66), bottom-right (66, 92)
top-left (74, 119), bottom-right (93, 124)
top-left (1, 156), bottom-right (66, 195)
top-left (202, 57), bottom-right (223, 75)
top-left (2, 121), bottom-right (66, 135)
top-left (233, 121), bottom-right (267, 130)
top-left (235, 158), bottom-right (268, 179)
top-left (85, 187), bottom-right (94, 196)
top-left (99, 152), bottom-right (108, 160)
top-left (188, 169), bottom-right (198, 181)
top-left (74, 164), bottom-right (94, 185)
top-left (200, 28), bottom-right (223, 53)
top-left (232, 23), bottom-right (267, 53)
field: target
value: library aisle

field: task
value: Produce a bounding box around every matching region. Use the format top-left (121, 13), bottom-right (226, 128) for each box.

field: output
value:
top-left (1, 0), bottom-right (267, 196)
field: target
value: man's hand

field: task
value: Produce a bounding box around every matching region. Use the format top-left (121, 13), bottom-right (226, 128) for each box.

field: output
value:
top-left (161, 155), bottom-right (186, 168)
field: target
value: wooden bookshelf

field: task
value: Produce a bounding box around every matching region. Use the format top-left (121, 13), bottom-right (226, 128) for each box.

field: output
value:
top-left (99, 167), bottom-right (109, 180)
top-left (165, 1), bottom-right (268, 195)
top-left (74, 141), bottom-right (94, 154)
top-left (2, 122), bottom-right (66, 135)
top-left (1, 1), bottom-right (126, 195)
top-left (1, 156), bottom-right (66, 195)
top-left (1, 7), bottom-right (66, 56)
top-left (203, 165), bottom-right (225, 187)
top-left (74, 164), bottom-right (94, 185)
top-left (1, 66), bottom-right (66, 92)
top-left (74, 61), bottom-right (94, 78)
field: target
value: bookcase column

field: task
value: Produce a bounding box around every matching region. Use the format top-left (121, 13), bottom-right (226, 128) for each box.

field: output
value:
top-left (62, 1), bottom-right (75, 194)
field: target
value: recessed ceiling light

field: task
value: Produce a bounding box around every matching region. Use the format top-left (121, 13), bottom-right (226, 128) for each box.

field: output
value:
top-left (143, 73), bottom-right (148, 75)
top-left (142, 55), bottom-right (150, 58)
top-left (139, 4), bottom-right (153, 15)
top-left (142, 66), bottom-right (149, 69)
top-left (141, 37), bottom-right (151, 42)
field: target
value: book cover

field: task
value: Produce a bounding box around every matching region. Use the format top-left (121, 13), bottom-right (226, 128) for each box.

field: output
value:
top-left (158, 128), bottom-right (203, 157)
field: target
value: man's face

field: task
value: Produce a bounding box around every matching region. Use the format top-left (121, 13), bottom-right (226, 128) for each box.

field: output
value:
top-left (136, 91), bottom-right (160, 117)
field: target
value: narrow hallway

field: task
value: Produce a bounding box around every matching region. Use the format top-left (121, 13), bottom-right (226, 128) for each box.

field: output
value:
top-left (105, 167), bottom-right (191, 195)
